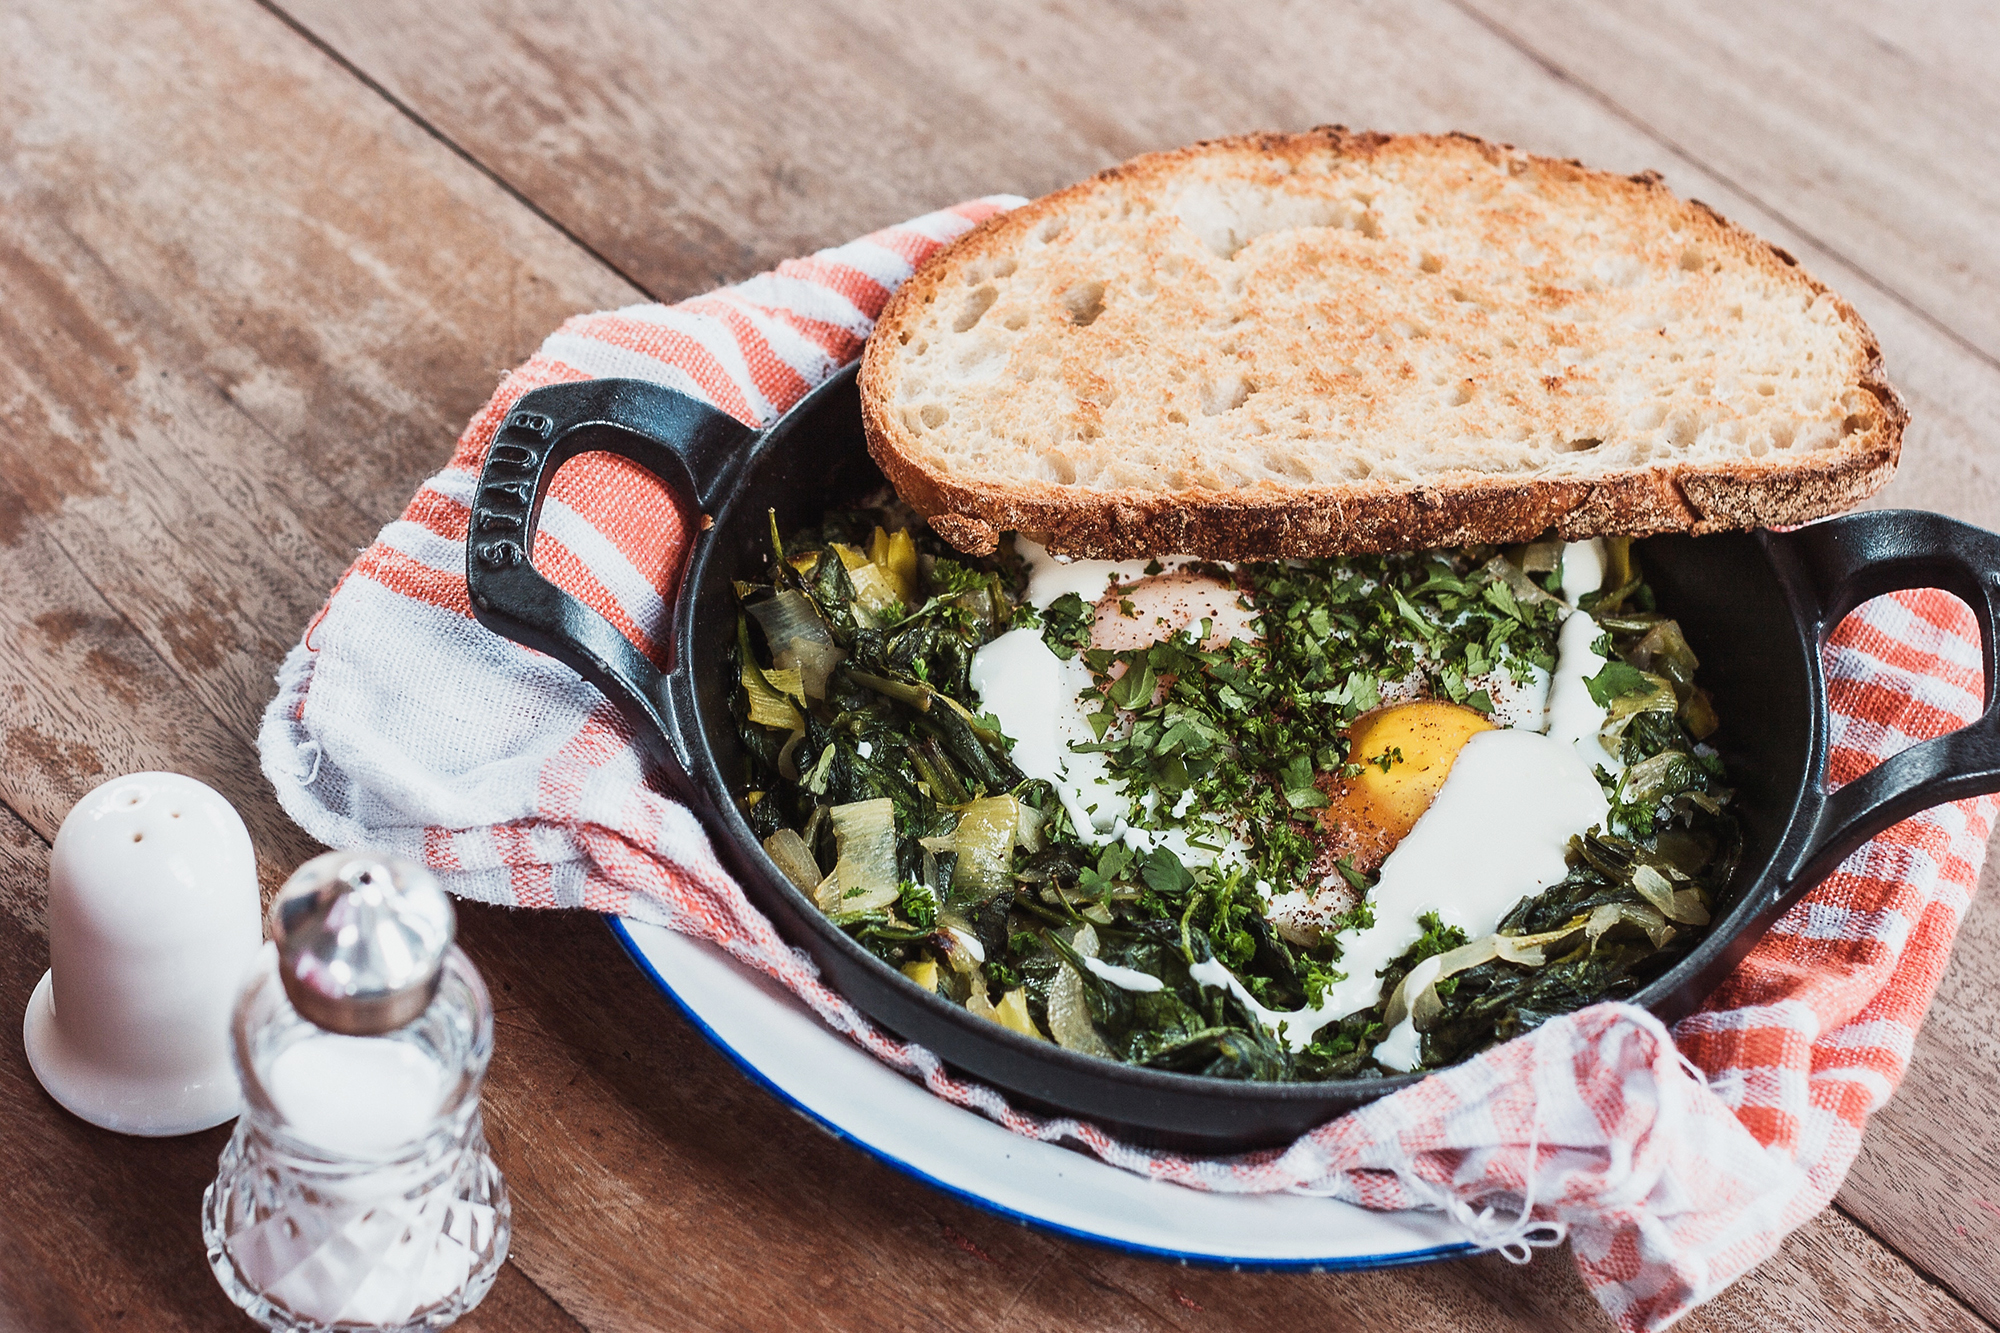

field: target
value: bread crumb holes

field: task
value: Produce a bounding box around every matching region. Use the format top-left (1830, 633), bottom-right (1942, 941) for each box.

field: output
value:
top-left (1062, 281), bottom-right (1106, 327)
top-left (953, 286), bottom-right (998, 332)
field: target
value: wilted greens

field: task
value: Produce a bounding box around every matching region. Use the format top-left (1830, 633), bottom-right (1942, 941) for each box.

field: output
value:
top-left (733, 505), bottom-right (1740, 1081)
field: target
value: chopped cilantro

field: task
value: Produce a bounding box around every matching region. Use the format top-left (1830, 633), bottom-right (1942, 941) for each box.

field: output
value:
top-left (1139, 846), bottom-right (1195, 897)
top-left (1585, 659), bottom-right (1651, 707)
top-left (1405, 911), bottom-right (1469, 967)
top-left (897, 879), bottom-right (938, 929)
top-left (1040, 592), bottom-right (1094, 660)
top-left (741, 513), bottom-right (1735, 1085)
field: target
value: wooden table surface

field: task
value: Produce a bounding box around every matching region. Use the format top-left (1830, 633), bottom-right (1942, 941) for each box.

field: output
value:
top-left (3, 1), bottom-right (1997, 1328)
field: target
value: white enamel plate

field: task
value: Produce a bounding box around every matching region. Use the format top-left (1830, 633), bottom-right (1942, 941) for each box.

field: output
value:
top-left (608, 918), bottom-right (1468, 1268)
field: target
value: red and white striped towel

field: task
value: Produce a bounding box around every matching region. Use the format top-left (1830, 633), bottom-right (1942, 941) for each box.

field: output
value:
top-left (260, 198), bottom-right (1997, 1330)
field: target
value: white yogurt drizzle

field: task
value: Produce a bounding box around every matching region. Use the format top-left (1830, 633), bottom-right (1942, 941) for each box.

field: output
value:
top-left (1545, 610), bottom-right (1622, 777)
top-left (968, 629), bottom-right (1128, 843)
top-left (1373, 539), bottom-right (1615, 1069)
top-left (984, 535), bottom-right (1627, 1066)
top-left (1559, 537), bottom-right (1606, 605)
top-left (1545, 539), bottom-right (1624, 778)
top-left (1084, 956), bottom-right (1166, 993)
top-left (1187, 540), bottom-right (1619, 1057)
top-left (1014, 536), bottom-right (1197, 611)
top-left (976, 537), bottom-right (1246, 860)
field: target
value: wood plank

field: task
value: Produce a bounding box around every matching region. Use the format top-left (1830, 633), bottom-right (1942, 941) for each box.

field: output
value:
top-left (263, 0), bottom-right (2000, 1316)
top-left (0, 0), bottom-right (1992, 1327)
top-left (0, 804), bottom-right (53, 937)
top-left (0, 0), bottom-right (635, 815)
top-left (461, 900), bottom-right (1995, 1333)
top-left (1454, 0), bottom-right (2000, 365)
top-left (1690, 1206), bottom-right (1992, 1333)
top-left (0, 504), bottom-right (319, 899)
top-left (0, 0), bottom-right (637, 1326)
top-left (274, 0), bottom-right (2000, 531)
top-left (1836, 835), bottom-right (2000, 1321)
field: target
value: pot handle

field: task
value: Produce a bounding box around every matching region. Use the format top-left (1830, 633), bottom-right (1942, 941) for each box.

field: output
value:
top-left (463, 378), bottom-right (758, 793)
top-left (1767, 510), bottom-right (2000, 890)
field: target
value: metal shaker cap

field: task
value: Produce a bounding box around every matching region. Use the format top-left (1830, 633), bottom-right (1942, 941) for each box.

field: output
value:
top-left (269, 850), bottom-right (456, 1036)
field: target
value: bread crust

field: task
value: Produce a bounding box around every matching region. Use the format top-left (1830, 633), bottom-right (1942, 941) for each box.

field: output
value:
top-left (860, 128), bottom-right (1904, 559)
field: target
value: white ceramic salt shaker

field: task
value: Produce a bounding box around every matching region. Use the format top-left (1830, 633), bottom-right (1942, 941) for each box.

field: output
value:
top-left (23, 772), bottom-right (261, 1136)
top-left (203, 850), bottom-right (509, 1332)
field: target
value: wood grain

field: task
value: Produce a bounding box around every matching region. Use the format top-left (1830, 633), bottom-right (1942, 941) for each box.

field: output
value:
top-left (1837, 837), bottom-right (2000, 1322)
top-left (1456, 0), bottom-right (2000, 365)
top-left (275, 0), bottom-right (2000, 535)
top-left (263, 0), bottom-right (2000, 1321)
top-left (0, 0), bottom-right (634, 836)
top-left (459, 901), bottom-right (1996, 1333)
top-left (0, 0), bottom-right (1994, 1327)
top-left (0, 0), bottom-right (629, 1323)
top-left (0, 506), bottom-right (315, 900)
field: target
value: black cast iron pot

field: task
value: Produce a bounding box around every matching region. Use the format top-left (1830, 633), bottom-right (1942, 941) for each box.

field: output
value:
top-left (466, 366), bottom-right (2000, 1152)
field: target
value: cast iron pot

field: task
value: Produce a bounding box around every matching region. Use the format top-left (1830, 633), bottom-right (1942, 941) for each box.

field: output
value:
top-left (465, 366), bottom-right (2000, 1152)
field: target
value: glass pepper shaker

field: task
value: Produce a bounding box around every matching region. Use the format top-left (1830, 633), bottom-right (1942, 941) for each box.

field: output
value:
top-left (203, 850), bottom-right (510, 1332)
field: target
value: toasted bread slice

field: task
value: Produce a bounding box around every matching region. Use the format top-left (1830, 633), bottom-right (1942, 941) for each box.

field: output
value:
top-left (859, 128), bottom-right (1903, 558)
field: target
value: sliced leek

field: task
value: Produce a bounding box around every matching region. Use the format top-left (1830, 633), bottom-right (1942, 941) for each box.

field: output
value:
top-left (742, 658), bottom-right (803, 731)
top-left (830, 798), bottom-right (900, 913)
top-left (1629, 862), bottom-right (1679, 919)
top-left (1014, 801), bottom-right (1046, 853)
top-left (949, 795), bottom-right (1018, 897)
top-left (1047, 925), bottom-right (1114, 1057)
top-left (748, 589), bottom-right (843, 698)
top-left (992, 987), bottom-right (1044, 1040)
top-left (968, 985), bottom-right (1044, 1040)
top-left (1599, 671), bottom-right (1678, 750)
top-left (847, 563), bottom-right (904, 619)
top-left (870, 525), bottom-right (919, 606)
top-left (762, 828), bottom-right (822, 894)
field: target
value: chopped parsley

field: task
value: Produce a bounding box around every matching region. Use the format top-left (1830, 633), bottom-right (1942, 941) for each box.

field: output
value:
top-left (1039, 592), bottom-right (1094, 659)
top-left (735, 510), bottom-right (1739, 1083)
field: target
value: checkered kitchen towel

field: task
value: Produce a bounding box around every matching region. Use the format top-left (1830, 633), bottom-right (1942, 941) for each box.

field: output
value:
top-left (260, 198), bottom-right (1998, 1330)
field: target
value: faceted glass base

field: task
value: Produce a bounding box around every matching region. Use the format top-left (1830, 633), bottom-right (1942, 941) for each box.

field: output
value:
top-left (202, 1113), bottom-right (510, 1333)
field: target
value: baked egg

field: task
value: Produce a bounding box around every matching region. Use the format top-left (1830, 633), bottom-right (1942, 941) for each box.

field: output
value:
top-left (965, 536), bottom-right (1622, 1063)
top-left (1318, 700), bottom-right (1498, 874)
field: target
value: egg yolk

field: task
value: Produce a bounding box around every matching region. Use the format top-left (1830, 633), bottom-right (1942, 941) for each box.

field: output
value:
top-left (1319, 700), bottom-right (1497, 872)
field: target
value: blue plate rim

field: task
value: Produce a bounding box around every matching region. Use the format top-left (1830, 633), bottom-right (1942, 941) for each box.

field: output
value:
top-left (604, 914), bottom-right (1474, 1272)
